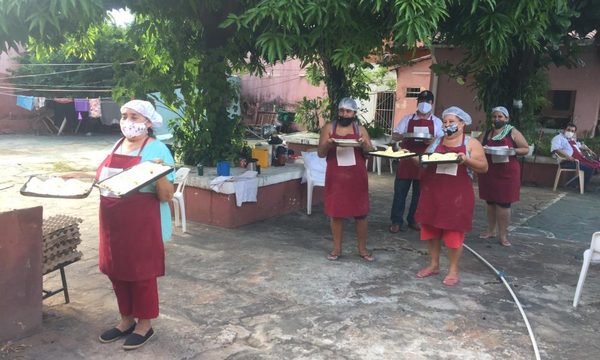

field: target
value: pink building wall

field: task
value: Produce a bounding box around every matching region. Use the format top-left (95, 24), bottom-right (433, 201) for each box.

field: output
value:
top-left (393, 58), bottom-right (433, 128)
top-left (433, 47), bottom-right (600, 135)
top-left (0, 49), bottom-right (36, 133)
top-left (239, 59), bottom-right (327, 124)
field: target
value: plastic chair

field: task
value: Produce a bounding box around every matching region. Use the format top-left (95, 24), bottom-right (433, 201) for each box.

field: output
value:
top-left (301, 151), bottom-right (326, 215)
top-left (573, 232), bottom-right (600, 307)
top-left (172, 167), bottom-right (190, 233)
top-left (553, 153), bottom-right (584, 194)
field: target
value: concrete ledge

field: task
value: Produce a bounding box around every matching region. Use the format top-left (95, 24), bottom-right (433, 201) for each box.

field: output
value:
top-left (183, 162), bottom-right (323, 228)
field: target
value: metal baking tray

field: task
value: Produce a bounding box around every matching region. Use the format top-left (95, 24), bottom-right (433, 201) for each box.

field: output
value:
top-left (420, 153), bottom-right (462, 164)
top-left (403, 132), bottom-right (433, 140)
top-left (95, 163), bottom-right (174, 197)
top-left (333, 138), bottom-right (361, 147)
top-left (20, 174), bottom-right (96, 199)
top-left (484, 147), bottom-right (516, 156)
top-left (368, 150), bottom-right (417, 159)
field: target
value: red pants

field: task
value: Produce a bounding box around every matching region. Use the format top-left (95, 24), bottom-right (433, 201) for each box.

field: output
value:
top-left (110, 277), bottom-right (159, 319)
top-left (420, 224), bottom-right (465, 249)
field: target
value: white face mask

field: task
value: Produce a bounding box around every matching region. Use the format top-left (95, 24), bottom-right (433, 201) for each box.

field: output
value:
top-left (564, 131), bottom-right (574, 139)
top-left (120, 119), bottom-right (148, 139)
top-left (417, 102), bottom-right (432, 116)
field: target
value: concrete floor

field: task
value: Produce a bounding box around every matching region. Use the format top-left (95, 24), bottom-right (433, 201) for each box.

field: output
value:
top-left (1, 134), bottom-right (600, 360)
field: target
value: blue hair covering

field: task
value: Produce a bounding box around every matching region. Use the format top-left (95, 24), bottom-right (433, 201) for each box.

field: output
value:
top-left (491, 106), bottom-right (509, 118)
top-left (442, 106), bottom-right (472, 125)
top-left (338, 97), bottom-right (358, 112)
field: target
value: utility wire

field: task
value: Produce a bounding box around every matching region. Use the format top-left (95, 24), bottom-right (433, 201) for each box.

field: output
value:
top-left (17, 61), bottom-right (137, 66)
top-left (0, 85), bottom-right (112, 93)
top-left (0, 61), bottom-right (135, 80)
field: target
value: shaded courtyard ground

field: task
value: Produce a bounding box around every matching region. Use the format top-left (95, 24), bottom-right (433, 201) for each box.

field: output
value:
top-left (1, 134), bottom-right (600, 359)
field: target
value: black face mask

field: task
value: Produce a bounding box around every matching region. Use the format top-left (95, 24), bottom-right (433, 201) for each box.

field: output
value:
top-left (493, 120), bottom-right (506, 129)
top-left (337, 116), bottom-right (354, 127)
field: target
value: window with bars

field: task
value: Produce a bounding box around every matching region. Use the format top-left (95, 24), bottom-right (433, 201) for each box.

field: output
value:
top-left (406, 87), bottom-right (421, 98)
top-left (374, 91), bottom-right (395, 134)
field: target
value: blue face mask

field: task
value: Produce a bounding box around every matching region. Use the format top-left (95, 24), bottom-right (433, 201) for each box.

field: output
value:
top-left (443, 123), bottom-right (459, 136)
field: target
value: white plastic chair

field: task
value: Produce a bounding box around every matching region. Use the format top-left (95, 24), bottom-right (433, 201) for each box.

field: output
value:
top-left (553, 153), bottom-right (584, 194)
top-left (172, 167), bottom-right (190, 233)
top-left (573, 232), bottom-right (600, 307)
top-left (301, 151), bottom-right (326, 215)
top-left (370, 139), bottom-right (394, 175)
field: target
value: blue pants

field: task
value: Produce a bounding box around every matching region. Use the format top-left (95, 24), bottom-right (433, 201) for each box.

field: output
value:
top-left (390, 178), bottom-right (420, 225)
top-left (561, 161), bottom-right (595, 186)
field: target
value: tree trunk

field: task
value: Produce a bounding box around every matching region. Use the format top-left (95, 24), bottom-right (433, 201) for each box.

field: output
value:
top-left (321, 57), bottom-right (347, 121)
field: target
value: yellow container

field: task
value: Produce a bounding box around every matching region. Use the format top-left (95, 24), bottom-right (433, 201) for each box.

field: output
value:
top-left (252, 148), bottom-right (270, 168)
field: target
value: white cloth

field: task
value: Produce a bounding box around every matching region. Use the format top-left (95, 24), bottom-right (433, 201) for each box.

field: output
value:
top-left (336, 146), bottom-right (356, 166)
top-left (210, 176), bottom-right (234, 192)
top-left (233, 171), bottom-right (258, 207)
top-left (393, 113), bottom-right (444, 137)
top-left (551, 132), bottom-right (581, 157)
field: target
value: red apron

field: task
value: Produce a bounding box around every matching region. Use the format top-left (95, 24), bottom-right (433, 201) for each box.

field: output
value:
top-left (569, 140), bottom-right (600, 169)
top-left (324, 121), bottom-right (369, 217)
top-left (397, 115), bottom-right (434, 180)
top-left (96, 137), bottom-right (164, 281)
top-left (478, 129), bottom-right (520, 203)
top-left (415, 135), bottom-right (474, 232)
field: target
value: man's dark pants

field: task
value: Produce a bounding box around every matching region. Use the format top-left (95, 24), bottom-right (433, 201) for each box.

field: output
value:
top-left (391, 177), bottom-right (420, 225)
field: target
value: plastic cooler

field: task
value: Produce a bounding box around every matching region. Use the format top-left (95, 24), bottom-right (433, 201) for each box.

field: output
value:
top-left (252, 147), bottom-right (270, 168)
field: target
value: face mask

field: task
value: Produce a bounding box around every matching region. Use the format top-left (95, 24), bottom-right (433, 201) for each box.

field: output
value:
top-left (493, 120), bottom-right (506, 129)
top-left (417, 102), bottom-right (432, 115)
top-left (443, 123), bottom-right (459, 136)
top-left (337, 116), bottom-right (354, 127)
top-left (120, 119), bottom-right (148, 138)
top-left (564, 131), bottom-right (574, 139)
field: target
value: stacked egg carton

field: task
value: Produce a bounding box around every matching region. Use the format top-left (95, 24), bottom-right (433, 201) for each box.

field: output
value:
top-left (42, 215), bottom-right (83, 275)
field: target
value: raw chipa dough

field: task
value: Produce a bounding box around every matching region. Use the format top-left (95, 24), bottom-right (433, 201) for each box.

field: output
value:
top-left (421, 152), bottom-right (459, 162)
top-left (98, 161), bottom-right (171, 195)
top-left (26, 177), bottom-right (91, 196)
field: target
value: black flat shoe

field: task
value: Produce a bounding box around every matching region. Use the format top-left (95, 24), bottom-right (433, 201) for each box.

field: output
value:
top-left (99, 323), bottom-right (136, 343)
top-left (123, 328), bottom-right (155, 350)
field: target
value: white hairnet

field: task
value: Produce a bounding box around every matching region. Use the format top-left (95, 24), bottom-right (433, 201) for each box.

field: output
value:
top-left (120, 100), bottom-right (163, 127)
top-left (491, 106), bottom-right (509, 118)
top-left (442, 106), bottom-right (472, 125)
top-left (338, 97), bottom-right (358, 112)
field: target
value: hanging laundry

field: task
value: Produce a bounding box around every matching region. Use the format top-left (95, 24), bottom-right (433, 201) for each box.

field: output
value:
top-left (53, 97), bottom-right (73, 104)
top-left (74, 98), bottom-right (90, 121)
top-left (88, 98), bottom-right (102, 118)
top-left (33, 97), bottom-right (46, 110)
top-left (16, 95), bottom-right (34, 111)
top-left (100, 100), bottom-right (121, 125)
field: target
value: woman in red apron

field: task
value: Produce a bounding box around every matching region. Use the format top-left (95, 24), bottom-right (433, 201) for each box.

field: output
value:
top-left (414, 106), bottom-right (488, 286)
top-left (317, 98), bottom-right (375, 261)
top-left (96, 100), bottom-right (174, 350)
top-left (477, 107), bottom-right (530, 247)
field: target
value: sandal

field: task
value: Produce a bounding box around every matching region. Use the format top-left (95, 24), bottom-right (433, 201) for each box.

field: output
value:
top-left (499, 238), bottom-right (512, 247)
top-left (327, 252), bottom-right (341, 261)
top-left (479, 232), bottom-right (496, 239)
top-left (389, 224), bottom-right (401, 233)
top-left (442, 275), bottom-right (460, 286)
top-left (358, 252), bottom-right (375, 262)
top-left (416, 267), bottom-right (440, 278)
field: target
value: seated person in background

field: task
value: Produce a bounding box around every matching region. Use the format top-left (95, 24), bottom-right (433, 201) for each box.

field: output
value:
top-left (551, 123), bottom-right (600, 188)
